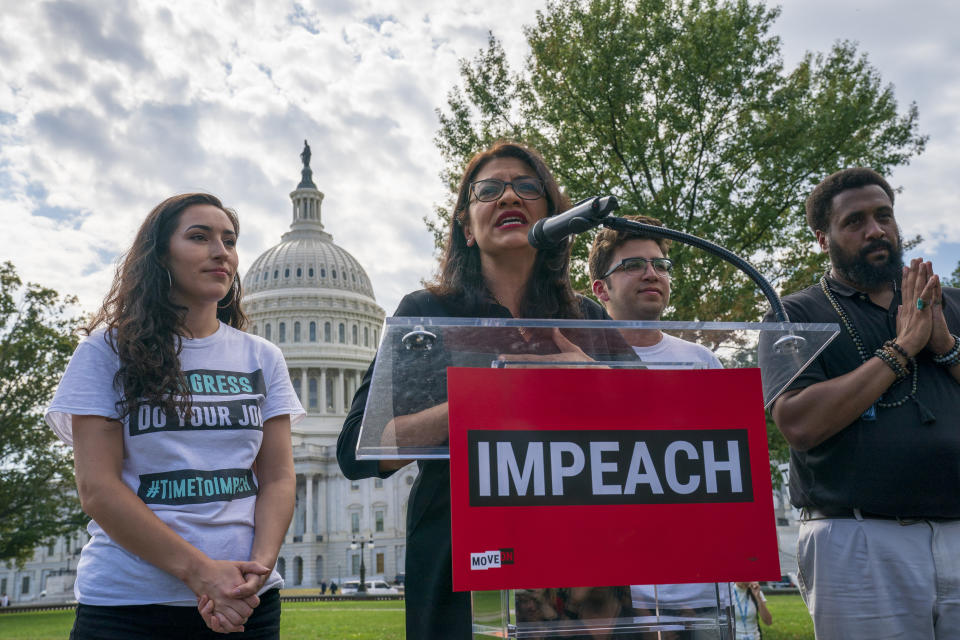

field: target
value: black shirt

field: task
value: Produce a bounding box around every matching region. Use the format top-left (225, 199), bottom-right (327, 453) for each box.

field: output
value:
top-left (761, 276), bottom-right (960, 517)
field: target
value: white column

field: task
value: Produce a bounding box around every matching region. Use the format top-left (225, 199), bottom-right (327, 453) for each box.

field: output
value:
top-left (328, 368), bottom-right (336, 413)
top-left (320, 369), bottom-right (327, 413)
top-left (305, 474), bottom-right (314, 539)
top-left (393, 480), bottom-right (401, 532)
top-left (300, 369), bottom-right (307, 410)
top-left (317, 474), bottom-right (326, 540)
top-left (336, 368), bottom-right (345, 414)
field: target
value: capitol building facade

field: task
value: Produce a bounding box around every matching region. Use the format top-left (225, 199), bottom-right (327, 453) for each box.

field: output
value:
top-left (0, 144), bottom-right (414, 603)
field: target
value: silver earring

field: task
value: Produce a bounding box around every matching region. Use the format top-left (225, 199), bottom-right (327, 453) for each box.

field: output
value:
top-left (166, 269), bottom-right (173, 288)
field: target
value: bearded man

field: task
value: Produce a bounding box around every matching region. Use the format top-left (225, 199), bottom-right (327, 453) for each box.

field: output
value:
top-left (762, 168), bottom-right (960, 639)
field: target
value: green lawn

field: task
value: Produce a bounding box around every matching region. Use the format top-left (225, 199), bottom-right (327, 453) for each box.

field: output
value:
top-left (0, 609), bottom-right (73, 640)
top-left (763, 592), bottom-right (815, 640)
top-left (279, 601), bottom-right (405, 639)
top-left (0, 595), bottom-right (812, 639)
top-left (0, 601), bottom-right (404, 640)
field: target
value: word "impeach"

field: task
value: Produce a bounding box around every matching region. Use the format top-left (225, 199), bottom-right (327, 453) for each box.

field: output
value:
top-left (468, 429), bottom-right (752, 506)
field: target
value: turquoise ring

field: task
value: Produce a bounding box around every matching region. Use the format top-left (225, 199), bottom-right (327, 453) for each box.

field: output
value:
top-left (917, 298), bottom-right (926, 310)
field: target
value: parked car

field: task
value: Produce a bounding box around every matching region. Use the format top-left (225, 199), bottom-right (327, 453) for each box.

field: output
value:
top-left (340, 579), bottom-right (399, 595)
top-left (366, 580), bottom-right (399, 594)
top-left (766, 573), bottom-right (798, 590)
top-left (340, 580), bottom-right (361, 594)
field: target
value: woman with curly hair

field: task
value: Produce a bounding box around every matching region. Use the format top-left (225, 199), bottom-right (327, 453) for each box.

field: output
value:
top-left (46, 193), bottom-right (303, 639)
top-left (338, 141), bottom-right (631, 638)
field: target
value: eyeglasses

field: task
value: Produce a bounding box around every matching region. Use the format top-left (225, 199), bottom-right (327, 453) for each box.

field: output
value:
top-left (470, 178), bottom-right (545, 202)
top-left (601, 256), bottom-right (673, 278)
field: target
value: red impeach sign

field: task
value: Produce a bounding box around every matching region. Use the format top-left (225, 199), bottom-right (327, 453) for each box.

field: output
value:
top-left (448, 367), bottom-right (780, 592)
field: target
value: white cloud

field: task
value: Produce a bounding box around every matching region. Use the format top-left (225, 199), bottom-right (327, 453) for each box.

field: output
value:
top-left (2, 0), bottom-right (959, 323)
top-left (774, 0), bottom-right (960, 269)
top-left (0, 0), bottom-right (534, 314)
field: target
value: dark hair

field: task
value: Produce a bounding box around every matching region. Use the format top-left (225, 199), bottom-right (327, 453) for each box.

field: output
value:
top-left (84, 193), bottom-right (247, 420)
top-left (428, 141), bottom-right (580, 318)
top-left (588, 215), bottom-right (670, 282)
top-left (805, 168), bottom-right (895, 233)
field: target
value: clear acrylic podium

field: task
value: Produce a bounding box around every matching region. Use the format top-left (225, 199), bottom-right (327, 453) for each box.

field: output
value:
top-left (355, 317), bottom-right (838, 638)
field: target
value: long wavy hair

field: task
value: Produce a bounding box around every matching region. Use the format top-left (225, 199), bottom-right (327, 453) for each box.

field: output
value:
top-left (428, 141), bottom-right (580, 318)
top-left (84, 193), bottom-right (248, 420)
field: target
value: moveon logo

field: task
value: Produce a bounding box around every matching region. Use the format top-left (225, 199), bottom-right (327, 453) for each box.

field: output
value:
top-left (470, 548), bottom-right (515, 570)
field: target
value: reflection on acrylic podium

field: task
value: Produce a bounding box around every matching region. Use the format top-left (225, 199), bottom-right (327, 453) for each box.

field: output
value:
top-left (473, 584), bottom-right (735, 639)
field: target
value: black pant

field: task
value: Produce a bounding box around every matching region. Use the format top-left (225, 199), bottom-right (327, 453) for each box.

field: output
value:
top-left (70, 588), bottom-right (280, 640)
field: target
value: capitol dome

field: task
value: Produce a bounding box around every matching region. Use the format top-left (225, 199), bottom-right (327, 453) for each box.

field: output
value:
top-left (243, 141), bottom-right (375, 300)
top-left (236, 142), bottom-right (410, 593)
top-left (246, 236), bottom-right (375, 298)
top-left (242, 141), bottom-right (386, 438)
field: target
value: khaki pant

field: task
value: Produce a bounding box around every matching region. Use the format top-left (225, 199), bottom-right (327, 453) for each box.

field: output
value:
top-left (798, 516), bottom-right (960, 639)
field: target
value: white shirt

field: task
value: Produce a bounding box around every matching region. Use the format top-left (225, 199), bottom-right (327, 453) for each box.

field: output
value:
top-left (631, 332), bottom-right (723, 370)
top-left (46, 324), bottom-right (304, 605)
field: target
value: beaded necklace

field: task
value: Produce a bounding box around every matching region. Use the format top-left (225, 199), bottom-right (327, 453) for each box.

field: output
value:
top-left (819, 275), bottom-right (935, 423)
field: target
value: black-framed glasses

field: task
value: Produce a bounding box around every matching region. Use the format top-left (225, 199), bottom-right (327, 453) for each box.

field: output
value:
top-left (602, 256), bottom-right (673, 278)
top-left (470, 178), bottom-right (545, 202)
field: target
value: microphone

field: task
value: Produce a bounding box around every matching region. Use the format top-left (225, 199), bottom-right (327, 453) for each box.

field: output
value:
top-left (528, 196), bottom-right (619, 248)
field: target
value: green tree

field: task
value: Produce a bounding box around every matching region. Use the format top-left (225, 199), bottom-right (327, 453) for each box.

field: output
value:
top-left (0, 262), bottom-right (86, 565)
top-left (433, 0), bottom-right (926, 321)
top-left (946, 260), bottom-right (960, 288)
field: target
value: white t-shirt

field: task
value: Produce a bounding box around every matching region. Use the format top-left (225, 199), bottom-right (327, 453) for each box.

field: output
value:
top-left (631, 332), bottom-right (723, 370)
top-left (46, 323), bottom-right (305, 606)
top-left (631, 332), bottom-right (725, 610)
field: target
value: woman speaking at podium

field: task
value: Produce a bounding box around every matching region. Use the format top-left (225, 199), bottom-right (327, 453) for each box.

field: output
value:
top-left (339, 141), bottom-right (626, 638)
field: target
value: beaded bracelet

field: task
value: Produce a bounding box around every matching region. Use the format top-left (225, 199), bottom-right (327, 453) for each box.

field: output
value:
top-left (932, 334), bottom-right (960, 368)
top-left (884, 340), bottom-right (910, 360)
top-left (875, 346), bottom-right (909, 379)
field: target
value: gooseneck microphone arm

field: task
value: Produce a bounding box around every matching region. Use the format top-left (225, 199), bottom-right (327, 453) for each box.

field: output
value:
top-left (527, 194), bottom-right (791, 321)
top-left (600, 216), bottom-right (791, 323)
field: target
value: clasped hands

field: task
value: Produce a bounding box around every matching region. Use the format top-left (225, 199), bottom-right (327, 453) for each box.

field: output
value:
top-left (191, 559), bottom-right (271, 634)
top-left (896, 259), bottom-right (954, 358)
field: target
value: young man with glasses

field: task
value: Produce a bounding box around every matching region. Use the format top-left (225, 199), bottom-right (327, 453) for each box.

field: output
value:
top-left (588, 215), bottom-right (728, 638)
top-left (589, 214), bottom-right (721, 368)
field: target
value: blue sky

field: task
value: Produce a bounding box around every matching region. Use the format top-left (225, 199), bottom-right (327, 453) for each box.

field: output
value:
top-left (2, 0), bottom-right (958, 317)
